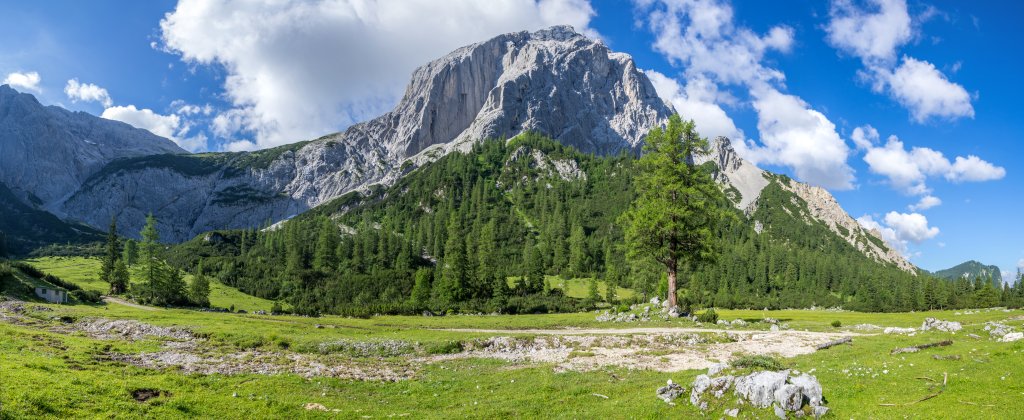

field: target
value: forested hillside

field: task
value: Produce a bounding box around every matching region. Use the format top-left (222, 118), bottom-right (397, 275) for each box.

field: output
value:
top-left (168, 135), bottom-right (1024, 315)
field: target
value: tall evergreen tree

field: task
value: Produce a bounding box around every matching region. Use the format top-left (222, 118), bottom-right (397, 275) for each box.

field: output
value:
top-left (100, 217), bottom-right (120, 287)
top-left (313, 217), bottom-right (339, 272)
top-left (122, 239), bottom-right (139, 267)
top-left (435, 214), bottom-right (468, 306)
top-left (475, 219), bottom-right (498, 298)
top-left (110, 259), bottom-right (130, 295)
top-left (567, 223), bottom-right (587, 278)
top-left (190, 260), bottom-right (211, 307)
top-left (620, 115), bottom-right (726, 309)
top-left (411, 268), bottom-right (433, 307)
top-left (139, 214), bottom-right (161, 301)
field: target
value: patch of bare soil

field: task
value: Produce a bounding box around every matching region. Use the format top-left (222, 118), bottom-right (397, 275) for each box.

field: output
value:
top-left (131, 388), bottom-right (171, 402)
top-left (112, 350), bottom-right (415, 381)
top-left (102, 296), bottom-right (159, 311)
top-left (428, 328), bottom-right (858, 372)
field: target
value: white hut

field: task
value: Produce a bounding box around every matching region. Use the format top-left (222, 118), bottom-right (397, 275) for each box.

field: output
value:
top-left (34, 286), bottom-right (68, 304)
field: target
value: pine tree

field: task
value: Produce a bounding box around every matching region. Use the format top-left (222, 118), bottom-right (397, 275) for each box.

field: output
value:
top-left (122, 239), bottom-right (138, 267)
top-left (475, 219), bottom-right (498, 299)
top-left (567, 223), bottom-right (587, 278)
top-left (620, 115), bottom-right (726, 309)
top-left (139, 214), bottom-right (161, 302)
top-left (587, 277), bottom-right (600, 305)
top-left (435, 214), bottom-right (468, 306)
top-left (190, 260), bottom-right (211, 307)
top-left (411, 268), bottom-right (433, 307)
top-left (313, 218), bottom-right (339, 272)
top-left (522, 238), bottom-right (545, 295)
top-left (110, 259), bottom-right (130, 295)
top-left (100, 217), bottom-right (120, 287)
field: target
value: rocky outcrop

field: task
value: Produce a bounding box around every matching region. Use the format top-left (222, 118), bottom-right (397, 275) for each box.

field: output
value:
top-left (0, 85), bottom-right (184, 208)
top-left (696, 136), bottom-right (769, 212)
top-left (776, 179), bottom-right (915, 272)
top-left (58, 26), bottom-right (673, 241)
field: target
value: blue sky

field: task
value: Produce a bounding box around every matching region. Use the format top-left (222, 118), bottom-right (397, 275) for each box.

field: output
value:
top-left (0, 0), bottom-right (1020, 279)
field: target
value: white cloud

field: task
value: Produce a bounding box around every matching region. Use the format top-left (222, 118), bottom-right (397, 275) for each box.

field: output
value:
top-left (3, 71), bottom-right (42, 92)
top-left (824, 0), bottom-right (973, 123)
top-left (102, 105), bottom-right (207, 152)
top-left (64, 79), bottom-right (112, 108)
top-left (947, 155), bottom-right (1006, 182)
top-left (908, 195), bottom-right (941, 211)
top-left (862, 134), bottom-right (1004, 195)
top-left (878, 57), bottom-right (974, 122)
top-left (885, 211), bottom-right (939, 243)
top-left (825, 0), bottom-right (911, 65)
top-left (857, 211), bottom-right (939, 256)
top-left (159, 0), bottom-right (597, 149)
top-left (850, 125), bottom-right (878, 150)
top-left (748, 86), bottom-right (854, 189)
top-left (635, 0), bottom-right (854, 190)
top-left (856, 214), bottom-right (906, 254)
top-left (644, 70), bottom-right (746, 143)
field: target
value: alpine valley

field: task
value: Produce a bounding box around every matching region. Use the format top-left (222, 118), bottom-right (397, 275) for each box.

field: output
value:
top-left (3, 14), bottom-right (1024, 419)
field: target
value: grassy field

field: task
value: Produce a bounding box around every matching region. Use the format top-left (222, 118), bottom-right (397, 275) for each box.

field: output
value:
top-left (23, 257), bottom-right (274, 312)
top-left (2, 257), bottom-right (1023, 418)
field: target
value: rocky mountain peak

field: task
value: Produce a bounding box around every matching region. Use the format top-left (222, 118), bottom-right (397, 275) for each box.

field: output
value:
top-left (0, 86), bottom-right (185, 209)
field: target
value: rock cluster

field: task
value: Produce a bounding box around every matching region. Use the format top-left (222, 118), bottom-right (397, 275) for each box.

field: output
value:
top-left (985, 321), bottom-right (1022, 342)
top-left (920, 318), bottom-right (962, 333)
top-left (689, 366), bottom-right (828, 419)
top-left (656, 380), bottom-right (686, 403)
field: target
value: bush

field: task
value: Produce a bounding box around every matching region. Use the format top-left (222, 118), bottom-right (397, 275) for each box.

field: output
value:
top-left (831, 320), bottom-right (842, 328)
top-left (696, 307), bottom-right (718, 323)
top-left (732, 355), bottom-right (785, 371)
top-left (70, 289), bottom-right (102, 304)
top-left (424, 340), bottom-right (464, 355)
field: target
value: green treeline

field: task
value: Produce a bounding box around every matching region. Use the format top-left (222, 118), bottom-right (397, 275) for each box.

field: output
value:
top-left (167, 133), bottom-right (1024, 316)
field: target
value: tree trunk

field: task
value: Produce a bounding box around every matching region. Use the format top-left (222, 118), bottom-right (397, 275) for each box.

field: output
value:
top-left (667, 262), bottom-right (678, 308)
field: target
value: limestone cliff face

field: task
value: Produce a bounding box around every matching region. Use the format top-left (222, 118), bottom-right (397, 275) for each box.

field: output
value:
top-left (695, 136), bottom-right (914, 273)
top-left (61, 26), bottom-right (673, 242)
top-left (0, 85), bottom-right (185, 208)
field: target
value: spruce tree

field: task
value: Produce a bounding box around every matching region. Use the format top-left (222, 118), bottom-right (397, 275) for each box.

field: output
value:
top-left (110, 259), bottom-right (130, 295)
top-left (620, 115), bottom-right (726, 309)
top-left (522, 238), bottom-right (545, 295)
top-left (411, 268), bottom-right (433, 307)
top-left (436, 215), bottom-right (468, 306)
top-left (189, 263), bottom-right (211, 307)
top-left (475, 219), bottom-right (498, 299)
top-left (140, 214), bottom-right (161, 302)
top-left (122, 239), bottom-right (138, 267)
top-left (100, 217), bottom-right (120, 287)
top-left (313, 217), bottom-right (339, 272)
top-left (567, 223), bottom-right (587, 278)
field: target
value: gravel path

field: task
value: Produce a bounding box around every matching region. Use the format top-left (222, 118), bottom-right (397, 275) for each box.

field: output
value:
top-left (103, 296), bottom-right (159, 311)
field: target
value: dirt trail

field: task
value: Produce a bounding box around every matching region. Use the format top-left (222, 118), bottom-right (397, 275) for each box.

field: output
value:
top-left (431, 327), bottom-right (863, 373)
top-left (437, 327), bottom-right (865, 337)
top-left (103, 296), bottom-right (159, 311)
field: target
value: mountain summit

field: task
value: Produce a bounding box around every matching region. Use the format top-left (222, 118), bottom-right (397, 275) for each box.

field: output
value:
top-left (0, 84), bottom-right (184, 208)
top-left (57, 26), bottom-right (674, 241)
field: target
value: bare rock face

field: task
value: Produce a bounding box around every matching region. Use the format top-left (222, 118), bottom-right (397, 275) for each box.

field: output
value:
top-left (696, 136), bottom-right (769, 212)
top-left (776, 179), bottom-right (915, 272)
top-left (59, 26), bottom-right (673, 241)
top-left (0, 85), bottom-right (185, 208)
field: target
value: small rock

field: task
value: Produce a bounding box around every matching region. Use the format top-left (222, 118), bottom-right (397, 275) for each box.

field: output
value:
top-left (724, 408), bottom-right (739, 417)
top-left (734, 370), bottom-right (789, 408)
top-left (789, 373), bottom-right (823, 407)
top-left (650, 297), bottom-right (661, 305)
top-left (668, 306), bottom-right (682, 318)
top-left (1000, 332), bottom-right (1023, 342)
top-left (304, 403), bottom-right (328, 411)
top-left (883, 327), bottom-right (916, 335)
top-left (770, 324), bottom-right (780, 332)
top-left (657, 381), bottom-right (686, 403)
top-left (812, 405), bottom-right (830, 418)
top-left (708, 362), bottom-right (728, 376)
top-left (773, 403), bottom-right (788, 419)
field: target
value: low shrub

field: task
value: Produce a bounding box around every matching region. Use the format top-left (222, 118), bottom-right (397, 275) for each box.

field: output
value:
top-left (424, 340), bottom-right (464, 355)
top-left (731, 355), bottom-right (785, 371)
top-left (831, 320), bottom-right (842, 328)
top-left (70, 289), bottom-right (102, 304)
top-left (696, 307), bottom-right (719, 323)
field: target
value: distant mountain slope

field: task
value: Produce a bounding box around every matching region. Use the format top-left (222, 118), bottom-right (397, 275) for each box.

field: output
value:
top-left (59, 25), bottom-right (673, 242)
top-left (933, 261), bottom-right (1002, 286)
top-left (0, 84), bottom-right (185, 209)
top-left (0, 181), bottom-right (102, 256)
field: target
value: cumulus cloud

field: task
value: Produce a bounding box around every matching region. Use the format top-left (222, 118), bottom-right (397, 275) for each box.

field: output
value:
top-left (3, 71), bottom-right (42, 92)
top-left (825, 0), bottom-right (911, 65)
top-left (857, 211), bottom-right (939, 256)
top-left (159, 0), bottom-right (598, 149)
top-left (876, 57), bottom-right (974, 122)
top-left (850, 125), bottom-right (879, 150)
top-left (862, 134), bottom-right (1004, 197)
top-left (825, 0), bottom-right (973, 122)
top-left (102, 105), bottom-right (207, 152)
top-left (64, 79), bottom-right (112, 108)
top-left (749, 87), bottom-right (854, 189)
top-left (908, 195), bottom-right (941, 211)
top-left (644, 70), bottom-right (746, 143)
top-left (635, 0), bottom-right (855, 190)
